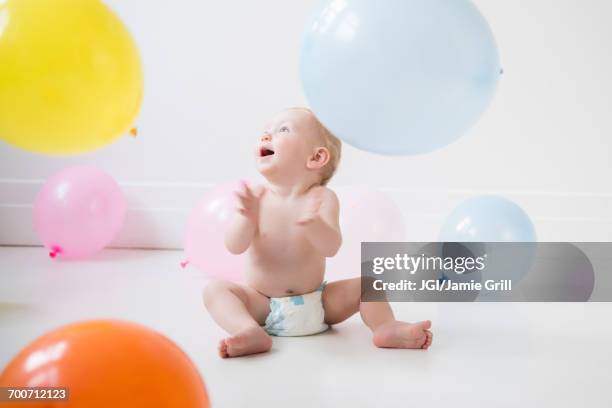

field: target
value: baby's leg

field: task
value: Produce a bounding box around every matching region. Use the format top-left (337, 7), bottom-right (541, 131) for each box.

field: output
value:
top-left (203, 279), bottom-right (272, 358)
top-left (322, 278), bottom-right (433, 349)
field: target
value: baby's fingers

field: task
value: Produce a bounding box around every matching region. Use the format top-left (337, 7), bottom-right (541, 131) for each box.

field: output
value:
top-left (233, 180), bottom-right (248, 198)
top-left (234, 191), bottom-right (250, 206)
top-left (234, 183), bottom-right (255, 201)
top-left (253, 185), bottom-right (266, 199)
top-left (296, 214), bottom-right (316, 225)
top-left (239, 180), bottom-right (256, 199)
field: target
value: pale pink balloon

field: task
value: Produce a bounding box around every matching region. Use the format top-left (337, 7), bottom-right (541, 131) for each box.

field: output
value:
top-left (183, 181), bottom-right (245, 281)
top-left (33, 166), bottom-right (126, 259)
top-left (326, 188), bottom-right (406, 280)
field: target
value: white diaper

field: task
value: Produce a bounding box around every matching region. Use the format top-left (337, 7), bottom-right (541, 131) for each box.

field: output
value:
top-left (263, 283), bottom-right (329, 337)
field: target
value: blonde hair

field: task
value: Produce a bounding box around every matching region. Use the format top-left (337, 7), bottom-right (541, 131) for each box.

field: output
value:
top-left (289, 107), bottom-right (342, 186)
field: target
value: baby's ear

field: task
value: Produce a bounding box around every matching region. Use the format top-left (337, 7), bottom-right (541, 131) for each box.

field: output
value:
top-left (307, 147), bottom-right (330, 170)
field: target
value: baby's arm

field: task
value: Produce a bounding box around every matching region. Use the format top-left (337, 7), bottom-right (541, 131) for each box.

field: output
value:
top-left (296, 188), bottom-right (342, 257)
top-left (225, 182), bottom-right (265, 254)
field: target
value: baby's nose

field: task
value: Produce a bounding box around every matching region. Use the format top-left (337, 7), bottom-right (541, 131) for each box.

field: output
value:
top-left (261, 132), bottom-right (272, 142)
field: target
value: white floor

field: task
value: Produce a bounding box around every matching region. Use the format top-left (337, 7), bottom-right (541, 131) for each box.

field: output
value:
top-left (1, 247), bottom-right (610, 407)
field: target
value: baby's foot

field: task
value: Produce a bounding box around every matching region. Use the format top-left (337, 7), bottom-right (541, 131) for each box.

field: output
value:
top-left (373, 320), bottom-right (433, 350)
top-left (218, 326), bottom-right (272, 358)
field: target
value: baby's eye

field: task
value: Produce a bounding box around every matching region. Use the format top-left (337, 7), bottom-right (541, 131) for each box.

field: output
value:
top-left (279, 126), bottom-right (289, 133)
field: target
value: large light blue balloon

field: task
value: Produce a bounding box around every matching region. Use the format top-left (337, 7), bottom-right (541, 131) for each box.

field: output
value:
top-left (439, 196), bottom-right (536, 242)
top-left (300, 0), bottom-right (500, 155)
top-left (439, 196), bottom-right (537, 291)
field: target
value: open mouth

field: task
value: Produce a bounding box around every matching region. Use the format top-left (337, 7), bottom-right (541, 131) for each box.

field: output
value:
top-left (259, 147), bottom-right (275, 157)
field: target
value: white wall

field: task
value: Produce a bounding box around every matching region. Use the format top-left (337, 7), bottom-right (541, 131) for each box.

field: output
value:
top-left (1, 0), bottom-right (611, 247)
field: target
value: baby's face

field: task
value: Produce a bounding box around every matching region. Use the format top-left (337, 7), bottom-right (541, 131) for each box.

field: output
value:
top-left (256, 109), bottom-right (322, 184)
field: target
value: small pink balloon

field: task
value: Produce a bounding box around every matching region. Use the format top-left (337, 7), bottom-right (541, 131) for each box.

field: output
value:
top-left (183, 181), bottom-right (244, 281)
top-left (33, 166), bottom-right (126, 259)
top-left (327, 188), bottom-right (406, 280)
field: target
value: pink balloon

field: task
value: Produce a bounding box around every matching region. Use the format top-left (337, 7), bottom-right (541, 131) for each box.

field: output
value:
top-left (327, 188), bottom-right (406, 280)
top-left (183, 181), bottom-right (244, 281)
top-left (33, 166), bottom-right (126, 259)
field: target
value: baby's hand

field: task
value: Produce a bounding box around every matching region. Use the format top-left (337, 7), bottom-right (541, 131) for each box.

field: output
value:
top-left (235, 181), bottom-right (265, 221)
top-left (296, 196), bottom-right (323, 226)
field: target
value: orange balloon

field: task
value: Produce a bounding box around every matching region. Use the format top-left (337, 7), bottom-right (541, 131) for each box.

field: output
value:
top-left (0, 320), bottom-right (209, 408)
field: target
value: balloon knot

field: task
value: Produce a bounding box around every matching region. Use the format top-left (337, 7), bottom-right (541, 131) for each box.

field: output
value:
top-left (180, 260), bottom-right (190, 269)
top-left (130, 127), bottom-right (138, 137)
top-left (49, 245), bottom-right (63, 259)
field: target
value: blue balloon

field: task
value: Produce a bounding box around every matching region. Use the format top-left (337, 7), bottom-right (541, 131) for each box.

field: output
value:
top-left (300, 0), bottom-right (501, 155)
top-left (439, 196), bottom-right (536, 242)
top-left (439, 196), bottom-right (537, 290)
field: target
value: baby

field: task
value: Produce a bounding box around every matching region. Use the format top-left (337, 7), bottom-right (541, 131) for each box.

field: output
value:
top-left (203, 108), bottom-right (433, 358)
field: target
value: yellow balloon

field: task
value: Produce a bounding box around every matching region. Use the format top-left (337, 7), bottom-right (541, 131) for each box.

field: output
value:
top-left (0, 0), bottom-right (143, 154)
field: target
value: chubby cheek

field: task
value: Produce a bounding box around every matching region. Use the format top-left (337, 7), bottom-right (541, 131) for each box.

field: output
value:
top-left (277, 136), bottom-right (308, 160)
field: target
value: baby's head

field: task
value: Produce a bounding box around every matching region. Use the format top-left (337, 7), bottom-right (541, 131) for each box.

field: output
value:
top-left (256, 108), bottom-right (341, 187)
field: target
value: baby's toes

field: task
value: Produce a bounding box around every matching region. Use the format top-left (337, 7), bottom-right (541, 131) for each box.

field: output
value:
top-left (422, 330), bottom-right (433, 350)
top-left (218, 339), bottom-right (229, 358)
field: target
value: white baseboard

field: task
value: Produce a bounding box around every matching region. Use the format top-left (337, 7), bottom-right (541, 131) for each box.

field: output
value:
top-left (1, 179), bottom-right (611, 249)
